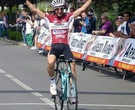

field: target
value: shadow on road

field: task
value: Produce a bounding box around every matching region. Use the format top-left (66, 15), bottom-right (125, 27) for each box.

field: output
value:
top-left (83, 63), bottom-right (135, 82)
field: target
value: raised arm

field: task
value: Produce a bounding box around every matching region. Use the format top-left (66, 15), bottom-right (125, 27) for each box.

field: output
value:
top-left (73, 0), bottom-right (92, 18)
top-left (26, 0), bottom-right (45, 19)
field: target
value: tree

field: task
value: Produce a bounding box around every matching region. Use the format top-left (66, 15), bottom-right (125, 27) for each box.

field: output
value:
top-left (0, 0), bottom-right (37, 11)
top-left (92, 0), bottom-right (135, 28)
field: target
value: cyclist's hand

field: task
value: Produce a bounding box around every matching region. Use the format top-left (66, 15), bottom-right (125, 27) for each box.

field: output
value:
top-left (26, 0), bottom-right (30, 5)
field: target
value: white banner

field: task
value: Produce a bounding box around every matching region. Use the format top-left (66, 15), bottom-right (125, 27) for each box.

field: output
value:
top-left (114, 38), bottom-right (135, 71)
top-left (37, 27), bottom-right (51, 50)
top-left (69, 33), bottom-right (93, 59)
top-left (37, 27), bottom-right (49, 44)
top-left (36, 27), bottom-right (135, 71)
top-left (86, 36), bottom-right (121, 64)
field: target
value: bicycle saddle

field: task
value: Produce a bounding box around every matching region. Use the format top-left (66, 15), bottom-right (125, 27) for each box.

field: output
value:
top-left (59, 54), bottom-right (65, 60)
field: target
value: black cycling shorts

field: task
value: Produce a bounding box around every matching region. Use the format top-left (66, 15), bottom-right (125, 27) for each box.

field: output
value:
top-left (49, 43), bottom-right (74, 60)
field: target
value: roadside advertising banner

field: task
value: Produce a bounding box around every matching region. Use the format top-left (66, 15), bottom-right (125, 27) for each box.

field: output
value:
top-left (69, 33), bottom-right (92, 59)
top-left (113, 38), bottom-right (135, 72)
top-left (36, 28), bottom-right (135, 72)
top-left (86, 36), bottom-right (121, 64)
top-left (37, 27), bottom-right (51, 50)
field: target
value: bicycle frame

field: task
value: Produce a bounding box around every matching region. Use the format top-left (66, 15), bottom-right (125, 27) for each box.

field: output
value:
top-left (54, 57), bottom-right (80, 110)
top-left (60, 64), bottom-right (72, 101)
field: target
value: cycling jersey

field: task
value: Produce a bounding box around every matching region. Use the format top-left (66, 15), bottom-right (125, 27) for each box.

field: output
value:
top-left (44, 13), bottom-right (74, 44)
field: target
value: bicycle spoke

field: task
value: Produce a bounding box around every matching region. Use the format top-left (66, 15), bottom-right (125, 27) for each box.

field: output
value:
top-left (54, 70), bottom-right (64, 110)
top-left (67, 73), bottom-right (78, 110)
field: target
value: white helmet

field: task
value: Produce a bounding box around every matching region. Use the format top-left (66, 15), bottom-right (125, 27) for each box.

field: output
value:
top-left (51, 0), bottom-right (65, 8)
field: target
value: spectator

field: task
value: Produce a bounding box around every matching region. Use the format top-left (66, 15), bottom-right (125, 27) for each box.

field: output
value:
top-left (72, 6), bottom-right (82, 33)
top-left (38, 18), bottom-right (50, 54)
top-left (73, 15), bottom-right (82, 33)
top-left (92, 13), bottom-right (113, 36)
top-left (31, 15), bottom-right (38, 40)
top-left (16, 9), bottom-right (28, 46)
top-left (31, 18), bottom-right (46, 50)
top-left (123, 11), bottom-right (135, 35)
top-left (31, 16), bottom-right (41, 50)
top-left (111, 12), bottom-right (135, 38)
top-left (87, 9), bottom-right (96, 34)
top-left (0, 12), bottom-right (4, 37)
top-left (109, 14), bottom-right (125, 37)
top-left (129, 22), bottom-right (135, 38)
top-left (25, 15), bottom-right (33, 47)
top-left (69, 7), bottom-right (75, 13)
top-left (80, 11), bottom-right (90, 34)
top-left (117, 14), bottom-right (124, 32)
top-left (16, 10), bottom-right (21, 22)
top-left (2, 11), bottom-right (9, 38)
top-left (68, 7), bottom-right (75, 33)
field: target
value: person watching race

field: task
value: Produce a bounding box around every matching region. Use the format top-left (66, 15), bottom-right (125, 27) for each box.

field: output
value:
top-left (26, 0), bottom-right (92, 95)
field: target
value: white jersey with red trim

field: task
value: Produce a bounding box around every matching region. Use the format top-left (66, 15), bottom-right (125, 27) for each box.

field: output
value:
top-left (44, 13), bottom-right (74, 44)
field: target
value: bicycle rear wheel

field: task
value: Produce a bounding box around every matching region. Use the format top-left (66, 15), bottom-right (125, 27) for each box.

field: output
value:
top-left (54, 70), bottom-right (64, 110)
top-left (67, 73), bottom-right (78, 110)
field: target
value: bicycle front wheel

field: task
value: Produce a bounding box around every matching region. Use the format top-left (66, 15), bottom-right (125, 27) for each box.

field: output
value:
top-left (54, 70), bottom-right (64, 110)
top-left (67, 73), bottom-right (78, 110)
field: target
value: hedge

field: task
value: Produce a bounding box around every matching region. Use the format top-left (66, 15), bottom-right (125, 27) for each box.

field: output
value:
top-left (8, 29), bottom-right (23, 41)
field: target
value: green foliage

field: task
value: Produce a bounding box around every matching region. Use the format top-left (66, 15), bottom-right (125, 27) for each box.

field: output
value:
top-left (92, 0), bottom-right (135, 30)
top-left (37, 1), bottom-right (52, 12)
top-left (118, 1), bottom-right (135, 13)
top-left (93, 0), bottom-right (135, 16)
top-left (1, 30), bottom-right (5, 37)
top-left (5, 6), bottom-right (18, 13)
top-left (8, 30), bottom-right (23, 41)
top-left (12, 6), bottom-right (18, 13)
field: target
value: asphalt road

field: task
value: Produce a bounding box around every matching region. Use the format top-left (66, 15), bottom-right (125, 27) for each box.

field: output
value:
top-left (0, 40), bottom-right (135, 110)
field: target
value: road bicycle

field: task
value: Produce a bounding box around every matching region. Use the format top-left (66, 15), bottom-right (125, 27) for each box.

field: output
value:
top-left (52, 55), bottom-right (85, 110)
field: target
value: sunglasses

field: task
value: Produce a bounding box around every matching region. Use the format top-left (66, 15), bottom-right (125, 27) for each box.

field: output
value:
top-left (117, 17), bottom-right (123, 20)
top-left (101, 18), bottom-right (106, 20)
top-left (54, 7), bottom-right (64, 11)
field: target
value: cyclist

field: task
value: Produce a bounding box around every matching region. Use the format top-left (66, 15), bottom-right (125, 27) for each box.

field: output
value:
top-left (26, 0), bottom-right (92, 95)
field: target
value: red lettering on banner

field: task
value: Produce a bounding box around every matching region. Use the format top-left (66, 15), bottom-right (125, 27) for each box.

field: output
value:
top-left (86, 56), bottom-right (109, 64)
top-left (37, 43), bottom-right (42, 48)
top-left (45, 46), bottom-right (51, 51)
top-left (72, 52), bottom-right (83, 59)
top-left (114, 61), bottom-right (135, 72)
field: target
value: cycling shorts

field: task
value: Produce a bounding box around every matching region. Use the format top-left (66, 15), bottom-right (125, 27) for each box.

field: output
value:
top-left (49, 43), bottom-right (74, 60)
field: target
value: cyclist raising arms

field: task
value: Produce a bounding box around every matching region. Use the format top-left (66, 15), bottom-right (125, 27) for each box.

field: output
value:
top-left (26, 0), bottom-right (92, 95)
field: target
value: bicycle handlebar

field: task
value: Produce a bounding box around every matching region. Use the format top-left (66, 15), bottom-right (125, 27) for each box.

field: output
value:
top-left (56, 58), bottom-right (87, 71)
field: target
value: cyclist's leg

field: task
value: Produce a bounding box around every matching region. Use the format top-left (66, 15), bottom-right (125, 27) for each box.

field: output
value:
top-left (47, 54), bottom-right (57, 95)
top-left (47, 44), bottom-right (62, 95)
top-left (63, 44), bottom-right (78, 103)
top-left (47, 54), bottom-right (56, 77)
top-left (63, 44), bottom-right (77, 80)
top-left (47, 44), bottom-right (62, 77)
top-left (70, 62), bottom-right (76, 80)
